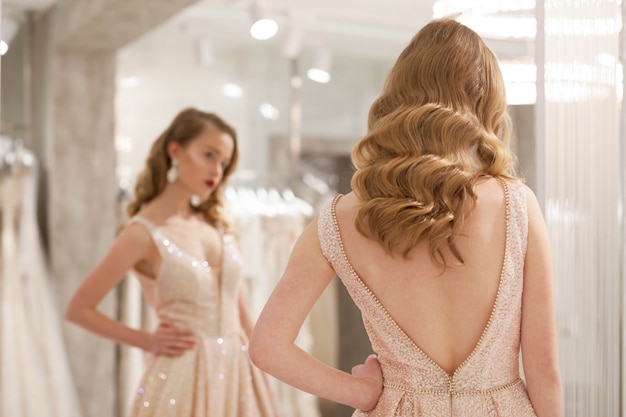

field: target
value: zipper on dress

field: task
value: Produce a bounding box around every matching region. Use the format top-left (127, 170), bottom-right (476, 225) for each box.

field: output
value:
top-left (448, 375), bottom-right (454, 417)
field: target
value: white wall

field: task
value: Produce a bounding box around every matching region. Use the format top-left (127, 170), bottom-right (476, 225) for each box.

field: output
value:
top-left (116, 17), bottom-right (391, 184)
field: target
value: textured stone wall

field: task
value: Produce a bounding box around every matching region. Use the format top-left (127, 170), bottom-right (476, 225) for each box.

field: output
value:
top-left (49, 48), bottom-right (118, 417)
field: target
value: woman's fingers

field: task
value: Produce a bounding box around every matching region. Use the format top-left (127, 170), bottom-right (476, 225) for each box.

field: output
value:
top-left (365, 354), bottom-right (381, 369)
top-left (151, 320), bottom-right (196, 355)
top-left (364, 355), bottom-right (382, 377)
top-left (352, 354), bottom-right (382, 380)
top-left (351, 354), bottom-right (383, 411)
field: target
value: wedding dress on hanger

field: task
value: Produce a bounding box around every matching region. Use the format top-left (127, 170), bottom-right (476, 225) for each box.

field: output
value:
top-left (0, 140), bottom-right (82, 417)
top-left (227, 185), bottom-right (321, 417)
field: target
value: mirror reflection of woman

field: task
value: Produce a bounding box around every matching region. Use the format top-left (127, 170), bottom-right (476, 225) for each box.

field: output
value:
top-left (250, 19), bottom-right (563, 417)
top-left (66, 108), bottom-right (278, 417)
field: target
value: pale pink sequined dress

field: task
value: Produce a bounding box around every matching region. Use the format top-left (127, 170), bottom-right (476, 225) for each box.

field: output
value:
top-left (318, 180), bottom-right (537, 416)
top-left (126, 216), bottom-right (276, 417)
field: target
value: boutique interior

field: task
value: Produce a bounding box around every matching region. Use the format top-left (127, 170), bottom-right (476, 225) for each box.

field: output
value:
top-left (0, 0), bottom-right (623, 416)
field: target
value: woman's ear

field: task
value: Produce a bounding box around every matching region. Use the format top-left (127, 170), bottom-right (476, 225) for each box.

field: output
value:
top-left (167, 141), bottom-right (181, 160)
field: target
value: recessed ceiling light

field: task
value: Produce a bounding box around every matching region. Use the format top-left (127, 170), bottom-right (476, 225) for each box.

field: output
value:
top-left (222, 83), bottom-right (244, 98)
top-left (259, 103), bottom-right (280, 120)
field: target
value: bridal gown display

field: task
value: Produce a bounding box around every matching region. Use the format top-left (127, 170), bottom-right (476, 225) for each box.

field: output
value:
top-left (227, 186), bottom-right (322, 417)
top-left (318, 179), bottom-right (537, 416)
top-left (125, 216), bottom-right (277, 417)
top-left (0, 140), bottom-right (82, 417)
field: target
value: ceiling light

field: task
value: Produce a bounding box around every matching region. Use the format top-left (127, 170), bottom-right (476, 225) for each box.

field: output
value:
top-left (222, 83), bottom-right (243, 98)
top-left (0, 41), bottom-right (8, 56)
top-left (259, 103), bottom-right (280, 120)
top-left (307, 69), bottom-right (330, 84)
top-left (307, 50), bottom-right (332, 84)
top-left (250, 0), bottom-right (278, 41)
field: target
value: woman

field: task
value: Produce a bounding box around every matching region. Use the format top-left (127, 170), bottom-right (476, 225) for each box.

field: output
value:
top-left (66, 108), bottom-right (278, 417)
top-left (249, 20), bottom-right (563, 417)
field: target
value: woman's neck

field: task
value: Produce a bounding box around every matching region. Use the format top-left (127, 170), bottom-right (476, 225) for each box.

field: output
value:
top-left (151, 185), bottom-right (196, 219)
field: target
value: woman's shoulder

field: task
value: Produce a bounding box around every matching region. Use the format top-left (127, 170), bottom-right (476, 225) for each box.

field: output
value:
top-left (329, 192), bottom-right (362, 232)
top-left (333, 191), bottom-right (360, 212)
top-left (122, 205), bottom-right (167, 242)
top-left (473, 176), bottom-right (525, 200)
top-left (121, 216), bottom-right (155, 240)
top-left (106, 217), bottom-right (156, 262)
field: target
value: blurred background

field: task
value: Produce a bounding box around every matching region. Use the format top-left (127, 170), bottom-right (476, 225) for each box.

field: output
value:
top-left (0, 0), bottom-right (622, 416)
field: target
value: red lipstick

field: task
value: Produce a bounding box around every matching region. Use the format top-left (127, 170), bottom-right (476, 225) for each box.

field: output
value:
top-left (206, 180), bottom-right (215, 188)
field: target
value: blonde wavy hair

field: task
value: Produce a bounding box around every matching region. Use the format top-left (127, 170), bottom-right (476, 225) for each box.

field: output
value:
top-left (351, 19), bottom-right (517, 269)
top-left (126, 108), bottom-right (239, 231)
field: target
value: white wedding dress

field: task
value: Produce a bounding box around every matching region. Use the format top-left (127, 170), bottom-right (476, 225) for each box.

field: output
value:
top-left (0, 143), bottom-right (82, 417)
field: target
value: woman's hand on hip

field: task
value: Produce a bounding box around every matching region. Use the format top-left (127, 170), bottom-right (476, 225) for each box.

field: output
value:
top-left (150, 319), bottom-right (195, 356)
top-left (352, 354), bottom-right (383, 411)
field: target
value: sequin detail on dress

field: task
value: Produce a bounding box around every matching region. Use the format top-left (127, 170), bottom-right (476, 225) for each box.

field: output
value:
top-left (125, 216), bottom-right (276, 417)
top-left (317, 179), bottom-right (537, 416)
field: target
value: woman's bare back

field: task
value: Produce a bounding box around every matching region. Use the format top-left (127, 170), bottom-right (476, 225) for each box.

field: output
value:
top-left (334, 177), bottom-right (507, 374)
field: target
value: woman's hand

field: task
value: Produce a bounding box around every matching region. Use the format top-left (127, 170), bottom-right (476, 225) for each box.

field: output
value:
top-left (149, 320), bottom-right (195, 356)
top-left (351, 354), bottom-right (383, 411)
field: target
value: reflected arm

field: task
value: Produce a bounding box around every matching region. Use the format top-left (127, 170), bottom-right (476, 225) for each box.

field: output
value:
top-left (65, 223), bottom-right (153, 351)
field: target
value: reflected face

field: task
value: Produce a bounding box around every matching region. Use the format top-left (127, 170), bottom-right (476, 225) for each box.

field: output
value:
top-left (174, 124), bottom-right (234, 199)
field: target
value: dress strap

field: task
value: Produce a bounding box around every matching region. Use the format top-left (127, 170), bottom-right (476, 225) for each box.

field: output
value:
top-left (126, 215), bottom-right (157, 234)
top-left (317, 194), bottom-right (342, 269)
top-left (499, 178), bottom-right (529, 257)
top-left (125, 216), bottom-right (172, 260)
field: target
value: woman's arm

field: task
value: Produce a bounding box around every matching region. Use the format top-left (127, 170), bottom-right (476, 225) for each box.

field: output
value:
top-left (65, 223), bottom-right (195, 356)
top-left (249, 216), bottom-right (383, 412)
top-left (520, 185), bottom-right (564, 417)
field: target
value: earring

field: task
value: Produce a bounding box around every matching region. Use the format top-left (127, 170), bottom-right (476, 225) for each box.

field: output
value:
top-left (166, 159), bottom-right (179, 183)
top-left (190, 194), bottom-right (202, 207)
